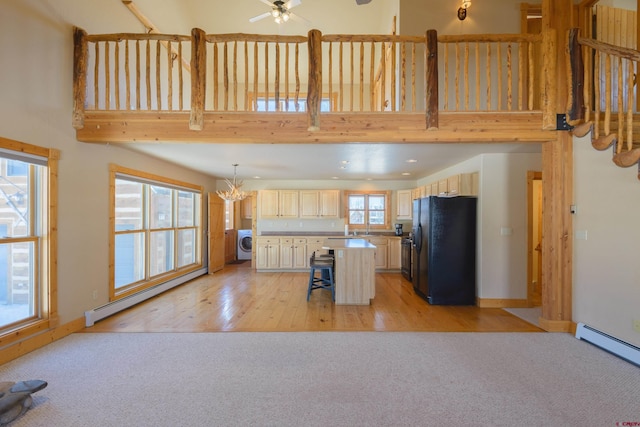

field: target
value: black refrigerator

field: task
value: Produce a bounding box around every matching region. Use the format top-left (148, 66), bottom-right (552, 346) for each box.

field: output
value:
top-left (411, 196), bottom-right (477, 305)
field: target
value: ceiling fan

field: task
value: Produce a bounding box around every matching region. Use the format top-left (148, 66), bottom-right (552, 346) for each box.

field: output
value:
top-left (249, 0), bottom-right (308, 24)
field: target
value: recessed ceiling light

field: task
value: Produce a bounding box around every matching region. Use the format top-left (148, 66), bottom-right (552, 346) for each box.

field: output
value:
top-left (402, 172), bottom-right (411, 176)
top-left (253, 176), bottom-right (261, 179)
top-left (340, 166), bottom-right (347, 169)
top-left (332, 176), bottom-right (339, 180)
top-left (341, 160), bottom-right (350, 165)
top-left (406, 159), bottom-right (418, 163)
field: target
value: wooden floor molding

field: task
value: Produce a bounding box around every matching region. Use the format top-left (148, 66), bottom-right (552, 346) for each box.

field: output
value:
top-left (86, 263), bottom-right (543, 333)
top-left (0, 317), bottom-right (85, 365)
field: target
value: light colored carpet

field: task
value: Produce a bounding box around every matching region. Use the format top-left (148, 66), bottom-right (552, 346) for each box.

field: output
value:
top-left (504, 307), bottom-right (542, 327)
top-left (1, 332), bottom-right (638, 426)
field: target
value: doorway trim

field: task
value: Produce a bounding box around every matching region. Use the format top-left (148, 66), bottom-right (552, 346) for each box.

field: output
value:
top-left (527, 170), bottom-right (543, 307)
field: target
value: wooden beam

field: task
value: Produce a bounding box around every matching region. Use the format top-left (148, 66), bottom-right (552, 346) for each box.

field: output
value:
top-left (120, 0), bottom-right (191, 73)
top-left (76, 111), bottom-right (554, 144)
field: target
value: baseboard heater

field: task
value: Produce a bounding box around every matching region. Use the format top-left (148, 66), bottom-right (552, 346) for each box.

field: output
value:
top-left (84, 268), bottom-right (207, 327)
top-left (575, 323), bottom-right (640, 367)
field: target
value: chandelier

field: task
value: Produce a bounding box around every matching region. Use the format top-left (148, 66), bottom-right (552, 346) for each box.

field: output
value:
top-left (217, 164), bottom-right (248, 201)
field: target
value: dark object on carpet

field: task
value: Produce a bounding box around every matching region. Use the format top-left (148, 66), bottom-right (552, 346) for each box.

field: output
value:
top-left (0, 380), bottom-right (47, 425)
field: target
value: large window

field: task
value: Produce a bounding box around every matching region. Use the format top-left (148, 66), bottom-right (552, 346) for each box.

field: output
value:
top-left (344, 190), bottom-right (391, 231)
top-left (111, 165), bottom-right (202, 300)
top-left (0, 138), bottom-right (58, 343)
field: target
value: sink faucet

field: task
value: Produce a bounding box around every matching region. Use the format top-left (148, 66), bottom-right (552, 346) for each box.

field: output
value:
top-left (366, 220), bottom-right (370, 235)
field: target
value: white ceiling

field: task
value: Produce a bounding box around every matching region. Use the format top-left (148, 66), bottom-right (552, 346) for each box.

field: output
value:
top-left (51, 0), bottom-right (542, 181)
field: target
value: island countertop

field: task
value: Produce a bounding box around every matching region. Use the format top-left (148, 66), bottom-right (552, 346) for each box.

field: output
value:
top-left (322, 238), bottom-right (377, 250)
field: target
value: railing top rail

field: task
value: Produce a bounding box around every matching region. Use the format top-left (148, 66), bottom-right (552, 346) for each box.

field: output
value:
top-left (321, 34), bottom-right (426, 43)
top-left (438, 33), bottom-right (541, 43)
top-left (577, 35), bottom-right (640, 62)
top-left (206, 33), bottom-right (308, 43)
top-left (86, 33), bottom-right (190, 42)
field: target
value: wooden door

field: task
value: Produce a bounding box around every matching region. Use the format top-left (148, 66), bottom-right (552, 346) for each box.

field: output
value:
top-left (208, 193), bottom-right (225, 274)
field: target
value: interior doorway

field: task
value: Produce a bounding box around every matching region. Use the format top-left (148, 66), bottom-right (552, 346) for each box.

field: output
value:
top-left (527, 171), bottom-right (543, 307)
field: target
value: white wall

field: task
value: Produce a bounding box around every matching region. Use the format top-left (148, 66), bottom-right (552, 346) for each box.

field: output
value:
top-left (573, 134), bottom-right (640, 347)
top-left (0, 1), bottom-right (217, 325)
top-left (418, 153), bottom-right (542, 302)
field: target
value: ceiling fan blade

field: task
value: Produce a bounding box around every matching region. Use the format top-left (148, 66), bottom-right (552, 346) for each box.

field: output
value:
top-left (289, 12), bottom-right (310, 25)
top-left (258, 0), bottom-right (274, 7)
top-left (285, 0), bottom-right (302, 9)
top-left (249, 12), bottom-right (271, 23)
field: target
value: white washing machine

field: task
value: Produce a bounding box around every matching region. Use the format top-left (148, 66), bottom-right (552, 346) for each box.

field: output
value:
top-left (237, 229), bottom-right (253, 260)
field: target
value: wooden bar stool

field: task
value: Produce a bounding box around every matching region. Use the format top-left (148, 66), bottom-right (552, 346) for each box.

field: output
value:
top-left (307, 252), bottom-right (335, 301)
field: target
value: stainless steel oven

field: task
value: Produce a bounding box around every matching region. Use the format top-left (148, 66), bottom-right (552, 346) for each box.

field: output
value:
top-left (401, 238), bottom-right (412, 281)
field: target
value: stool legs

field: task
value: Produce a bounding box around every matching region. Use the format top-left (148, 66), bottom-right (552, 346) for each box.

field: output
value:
top-left (307, 265), bottom-right (335, 301)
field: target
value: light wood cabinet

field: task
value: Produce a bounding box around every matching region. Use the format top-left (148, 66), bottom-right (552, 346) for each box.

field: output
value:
top-left (437, 179), bottom-right (448, 195)
top-left (256, 237), bottom-right (280, 269)
top-left (280, 238), bottom-right (307, 269)
top-left (447, 173), bottom-right (479, 196)
top-left (388, 237), bottom-right (402, 269)
top-left (259, 190), bottom-right (299, 218)
top-left (396, 189), bottom-right (413, 220)
top-left (299, 190), bottom-right (340, 218)
top-left (241, 196), bottom-right (253, 219)
top-left (368, 237), bottom-right (388, 270)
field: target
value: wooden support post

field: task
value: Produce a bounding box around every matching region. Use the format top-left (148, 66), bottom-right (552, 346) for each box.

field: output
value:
top-left (72, 27), bottom-right (88, 130)
top-left (190, 28), bottom-right (206, 131)
top-left (425, 30), bottom-right (438, 130)
top-left (539, 0), bottom-right (573, 333)
top-left (307, 29), bottom-right (322, 131)
top-left (566, 28), bottom-right (584, 125)
top-left (541, 28), bottom-right (557, 130)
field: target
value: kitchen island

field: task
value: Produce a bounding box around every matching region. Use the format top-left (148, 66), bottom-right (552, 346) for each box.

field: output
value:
top-left (322, 238), bottom-right (376, 305)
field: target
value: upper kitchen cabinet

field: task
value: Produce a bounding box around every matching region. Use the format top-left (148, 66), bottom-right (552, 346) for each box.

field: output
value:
top-left (447, 173), bottom-right (479, 196)
top-left (259, 190), bottom-right (299, 218)
top-left (241, 196), bottom-right (253, 219)
top-left (299, 190), bottom-right (340, 219)
top-left (396, 189), bottom-right (413, 220)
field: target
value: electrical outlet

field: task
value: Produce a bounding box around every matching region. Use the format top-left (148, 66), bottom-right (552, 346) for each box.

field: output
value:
top-left (633, 319), bottom-right (640, 333)
top-left (92, 290), bottom-right (98, 300)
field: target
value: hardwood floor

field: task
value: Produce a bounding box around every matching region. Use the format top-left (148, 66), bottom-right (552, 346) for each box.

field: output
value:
top-left (86, 262), bottom-right (543, 333)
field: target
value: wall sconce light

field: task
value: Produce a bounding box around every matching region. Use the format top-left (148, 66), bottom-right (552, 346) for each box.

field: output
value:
top-left (458, 0), bottom-right (471, 20)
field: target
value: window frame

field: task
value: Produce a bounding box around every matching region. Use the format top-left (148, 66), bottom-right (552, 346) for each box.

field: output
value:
top-left (344, 190), bottom-right (391, 231)
top-left (0, 137), bottom-right (58, 346)
top-left (110, 164), bottom-right (203, 301)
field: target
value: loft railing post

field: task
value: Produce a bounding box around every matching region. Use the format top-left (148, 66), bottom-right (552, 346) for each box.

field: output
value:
top-left (425, 29), bottom-right (439, 130)
top-left (190, 28), bottom-right (206, 131)
top-left (566, 28), bottom-right (584, 126)
top-left (541, 28), bottom-right (557, 130)
top-left (72, 27), bottom-right (88, 130)
top-left (307, 29), bottom-right (322, 131)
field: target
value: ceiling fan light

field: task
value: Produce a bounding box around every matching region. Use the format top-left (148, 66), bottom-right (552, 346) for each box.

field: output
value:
top-left (282, 11), bottom-right (290, 21)
top-left (271, 9), bottom-right (281, 18)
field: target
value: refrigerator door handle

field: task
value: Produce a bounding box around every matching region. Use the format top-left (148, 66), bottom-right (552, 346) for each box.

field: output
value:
top-left (415, 223), bottom-right (422, 253)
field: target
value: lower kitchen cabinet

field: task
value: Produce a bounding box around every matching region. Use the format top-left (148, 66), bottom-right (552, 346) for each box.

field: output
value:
top-left (256, 235), bottom-right (401, 271)
top-left (256, 238), bottom-right (280, 269)
top-left (280, 238), bottom-right (307, 269)
top-left (388, 237), bottom-right (402, 270)
top-left (368, 237), bottom-right (388, 270)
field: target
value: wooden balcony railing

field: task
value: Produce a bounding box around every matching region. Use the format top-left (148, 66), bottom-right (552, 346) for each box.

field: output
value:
top-left (567, 28), bottom-right (640, 172)
top-left (73, 27), bottom-right (546, 133)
